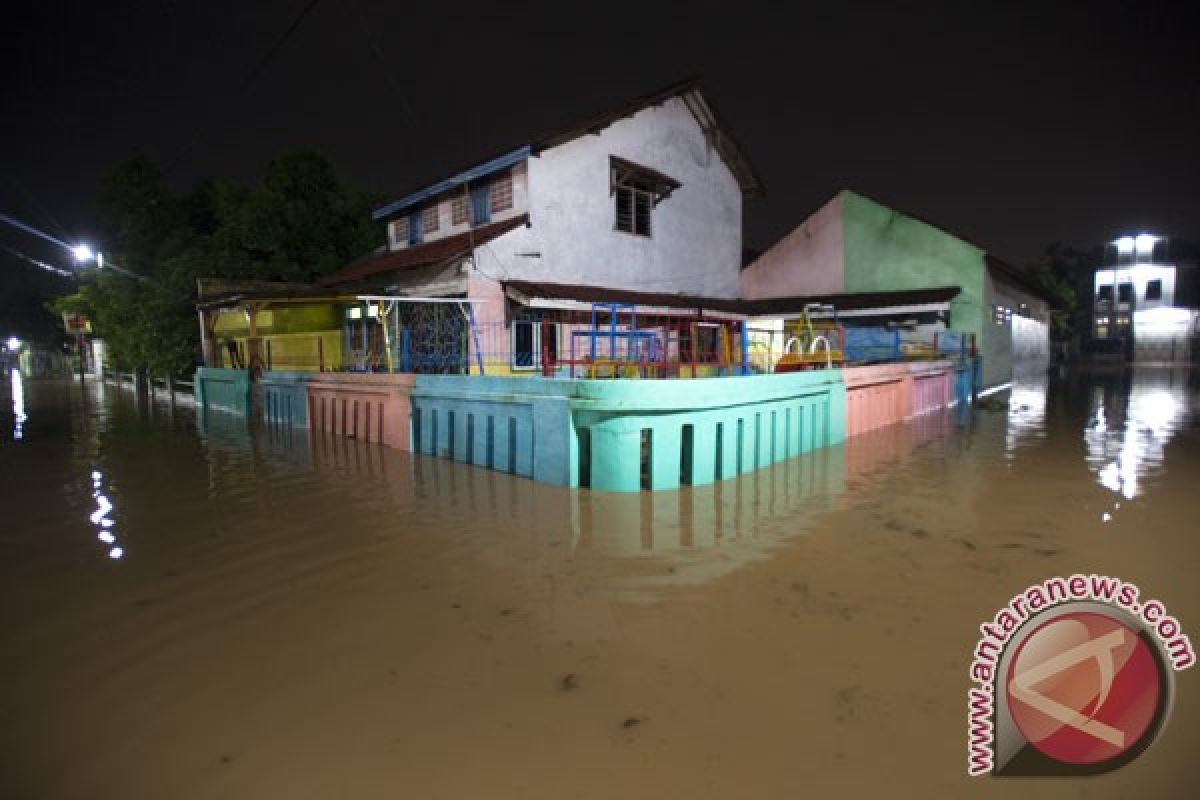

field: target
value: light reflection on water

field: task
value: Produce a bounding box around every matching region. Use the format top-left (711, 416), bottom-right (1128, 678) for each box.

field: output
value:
top-left (9, 367), bottom-right (26, 440)
top-left (1082, 367), bottom-right (1194, 500)
top-left (1005, 368), bottom-right (1049, 454)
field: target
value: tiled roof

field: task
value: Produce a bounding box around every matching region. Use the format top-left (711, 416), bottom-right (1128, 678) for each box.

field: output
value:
top-left (319, 215), bottom-right (528, 288)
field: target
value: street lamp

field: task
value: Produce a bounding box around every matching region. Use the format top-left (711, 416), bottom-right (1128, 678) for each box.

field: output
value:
top-left (72, 244), bottom-right (100, 264)
top-left (5, 336), bottom-right (19, 352)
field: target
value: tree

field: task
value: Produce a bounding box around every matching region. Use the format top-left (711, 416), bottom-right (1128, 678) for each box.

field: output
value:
top-left (1026, 241), bottom-right (1102, 345)
top-left (51, 152), bottom-right (383, 378)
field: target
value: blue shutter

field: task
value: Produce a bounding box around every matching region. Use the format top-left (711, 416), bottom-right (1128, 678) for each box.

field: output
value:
top-left (470, 184), bottom-right (491, 227)
top-left (408, 211), bottom-right (422, 245)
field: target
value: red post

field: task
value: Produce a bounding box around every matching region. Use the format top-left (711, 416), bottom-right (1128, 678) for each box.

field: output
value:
top-left (690, 322), bottom-right (698, 379)
top-left (541, 320), bottom-right (554, 377)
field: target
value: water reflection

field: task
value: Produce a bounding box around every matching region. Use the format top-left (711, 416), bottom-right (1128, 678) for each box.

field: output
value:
top-left (1083, 366), bottom-right (1194, 500)
top-left (10, 367), bottom-right (26, 440)
top-left (90, 470), bottom-right (124, 559)
top-left (1006, 368), bottom-right (1049, 454)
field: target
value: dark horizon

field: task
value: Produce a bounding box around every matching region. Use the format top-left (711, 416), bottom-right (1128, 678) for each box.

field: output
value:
top-left (2, 0), bottom-right (1198, 277)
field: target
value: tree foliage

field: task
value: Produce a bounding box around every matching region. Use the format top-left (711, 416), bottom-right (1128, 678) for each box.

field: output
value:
top-left (1025, 241), bottom-right (1102, 343)
top-left (52, 153), bottom-right (381, 377)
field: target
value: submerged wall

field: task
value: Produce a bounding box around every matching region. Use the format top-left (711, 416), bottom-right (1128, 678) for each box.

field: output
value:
top-left (408, 371), bottom-right (846, 492)
top-left (194, 367), bottom-right (252, 416)
top-left (199, 359), bottom-right (971, 492)
top-left (842, 360), bottom-right (969, 438)
top-left (306, 373), bottom-right (414, 451)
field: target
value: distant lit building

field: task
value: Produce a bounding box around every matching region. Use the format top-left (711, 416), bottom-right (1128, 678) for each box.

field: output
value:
top-left (1092, 234), bottom-right (1199, 362)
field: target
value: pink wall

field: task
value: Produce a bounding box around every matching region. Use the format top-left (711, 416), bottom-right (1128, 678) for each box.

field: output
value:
top-left (907, 363), bottom-right (955, 417)
top-left (739, 193), bottom-right (845, 300)
top-left (842, 360), bottom-right (958, 438)
top-left (842, 363), bottom-right (910, 437)
top-left (306, 373), bottom-right (415, 451)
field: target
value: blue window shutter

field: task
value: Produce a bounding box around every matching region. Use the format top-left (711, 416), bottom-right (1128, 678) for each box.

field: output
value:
top-left (470, 184), bottom-right (491, 226)
top-left (408, 211), bottom-right (422, 245)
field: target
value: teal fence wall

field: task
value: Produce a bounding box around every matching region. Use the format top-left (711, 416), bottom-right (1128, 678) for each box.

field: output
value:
top-left (572, 371), bottom-right (845, 492)
top-left (411, 371), bottom-right (846, 493)
top-left (194, 367), bottom-right (252, 416)
top-left (258, 370), bottom-right (309, 427)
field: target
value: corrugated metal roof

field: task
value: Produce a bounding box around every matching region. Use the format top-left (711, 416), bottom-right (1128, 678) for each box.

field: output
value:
top-left (504, 280), bottom-right (961, 317)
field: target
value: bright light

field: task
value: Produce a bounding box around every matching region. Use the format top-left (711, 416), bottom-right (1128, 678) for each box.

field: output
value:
top-left (72, 244), bottom-right (95, 263)
top-left (1115, 236), bottom-right (1135, 253)
top-left (11, 367), bottom-right (25, 440)
top-left (96, 252), bottom-right (104, 268)
top-left (1134, 306), bottom-right (1193, 329)
top-left (109, 546), bottom-right (124, 560)
top-left (5, 336), bottom-right (19, 351)
top-left (1135, 233), bottom-right (1159, 256)
top-left (90, 494), bottom-right (112, 524)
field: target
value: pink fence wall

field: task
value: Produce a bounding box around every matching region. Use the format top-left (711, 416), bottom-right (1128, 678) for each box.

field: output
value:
top-left (842, 360), bottom-right (959, 438)
top-left (908, 363), bottom-right (955, 417)
top-left (842, 363), bottom-right (910, 437)
top-left (306, 373), bottom-right (414, 451)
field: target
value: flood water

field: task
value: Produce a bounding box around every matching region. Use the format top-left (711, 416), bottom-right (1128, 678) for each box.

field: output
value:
top-left (1, 367), bottom-right (1198, 798)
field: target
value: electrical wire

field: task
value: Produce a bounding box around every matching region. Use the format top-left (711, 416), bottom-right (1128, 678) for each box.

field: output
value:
top-left (164, 0), bottom-right (325, 173)
top-left (0, 243), bottom-right (74, 277)
top-left (0, 210), bottom-right (74, 252)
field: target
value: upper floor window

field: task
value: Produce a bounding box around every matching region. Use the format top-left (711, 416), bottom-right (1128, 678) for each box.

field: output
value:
top-left (611, 156), bottom-right (680, 237)
top-left (1117, 282), bottom-right (1135, 306)
top-left (451, 194), bottom-right (470, 226)
top-left (421, 206), bottom-right (440, 235)
top-left (490, 172), bottom-right (513, 214)
top-left (1145, 279), bottom-right (1162, 302)
top-left (392, 218), bottom-right (409, 246)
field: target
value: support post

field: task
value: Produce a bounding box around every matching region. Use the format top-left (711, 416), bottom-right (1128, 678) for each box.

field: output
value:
top-left (466, 303), bottom-right (485, 376)
top-left (740, 319), bottom-right (750, 375)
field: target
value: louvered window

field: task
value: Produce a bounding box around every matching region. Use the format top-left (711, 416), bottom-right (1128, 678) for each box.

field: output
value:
top-left (422, 205), bottom-right (439, 234)
top-left (490, 172), bottom-right (513, 213)
top-left (451, 195), bottom-right (470, 225)
top-left (611, 156), bottom-right (679, 238)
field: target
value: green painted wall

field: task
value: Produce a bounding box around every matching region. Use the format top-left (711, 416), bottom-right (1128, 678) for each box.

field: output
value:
top-left (840, 191), bottom-right (986, 342)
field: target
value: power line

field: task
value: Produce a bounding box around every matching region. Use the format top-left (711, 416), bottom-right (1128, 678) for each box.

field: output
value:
top-left (0, 210), bottom-right (74, 252)
top-left (4, 174), bottom-right (72, 240)
top-left (0, 243), bottom-right (74, 277)
top-left (238, 0), bottom-right (325, 95)
top-left (164, 0), bottom-right (325, 173)
top-left (346, 0), bottom-right (414, 118)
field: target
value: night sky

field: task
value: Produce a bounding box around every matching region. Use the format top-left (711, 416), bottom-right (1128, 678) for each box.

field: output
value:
top-left (2, 0), bottom-right (1198, 308)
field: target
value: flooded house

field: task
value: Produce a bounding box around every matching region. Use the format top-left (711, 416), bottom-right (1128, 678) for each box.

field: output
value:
top-left (193, 79), bottom-right (1050, 490)
top-left (313, 76), bottom-right (763, 377)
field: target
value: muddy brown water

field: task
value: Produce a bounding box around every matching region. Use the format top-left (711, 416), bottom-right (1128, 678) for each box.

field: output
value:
top-left (1, 367), bottom-right (1197, 798)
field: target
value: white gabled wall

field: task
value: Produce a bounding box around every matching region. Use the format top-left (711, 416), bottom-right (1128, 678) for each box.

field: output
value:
top-left (483, 96), bottom-right (743, 299)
